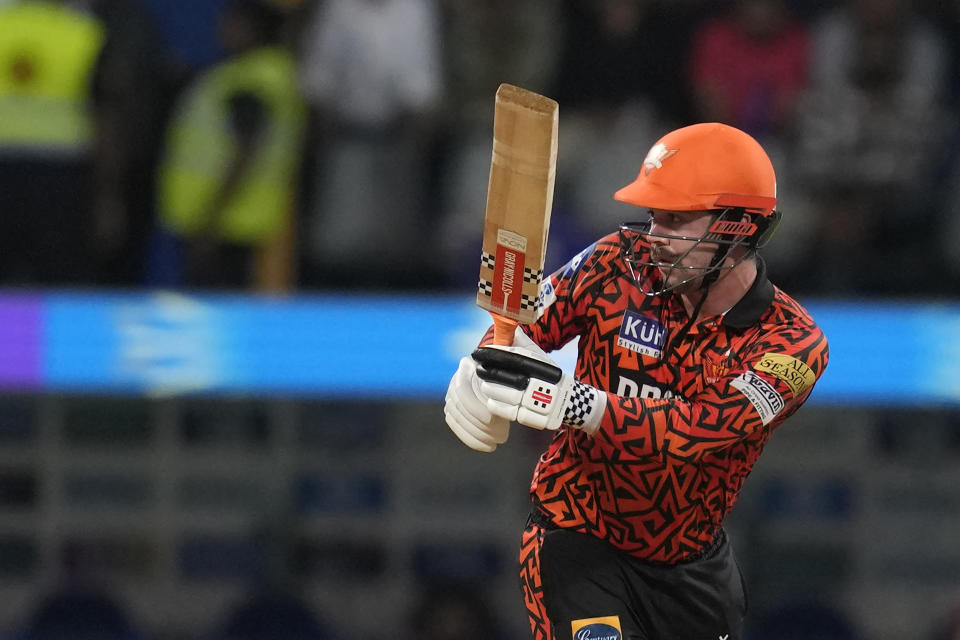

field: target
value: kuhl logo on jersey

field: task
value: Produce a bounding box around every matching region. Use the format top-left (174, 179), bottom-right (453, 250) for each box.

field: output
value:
top-left (617, 310), bottom-right (666, 358)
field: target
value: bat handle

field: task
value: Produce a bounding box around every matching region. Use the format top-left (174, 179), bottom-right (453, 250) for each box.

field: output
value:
top-left (490, 313), bottom-right (518, 346)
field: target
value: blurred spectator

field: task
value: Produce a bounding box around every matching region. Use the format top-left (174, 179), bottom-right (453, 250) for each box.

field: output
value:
top-left (17, 588), bottom-right (144, 640)
top-left (931, 0), bottom-right (960, 285)
top-left (0, 0), bottom-right (105, 285)
top-left (215, 589), bottom-right (336, 640)
top-left (151, 0), bottom-right (307, 290)
top-left (88, 0), bottom-right (169, 285)
top-left (551, 0), bottom-right (702, 122)
top-left (942, 0), bottom-right (960, 108)
top-left (789, 0), bottom-right (951, 295)
top-left (548, 0), bottom-right (697, 251)
top-left (138, 0), bottom-right (230, 80)
top-left (211, 512), bottom-right (337, 640)
top-left (685, 0), bottom-right (817, 289)
top-left (297, 0), bottom-right (442, 290)
top-left (432, 0), bottom-right (562, 288)
top-left (17, 538), bottom-right (145, 640)
top-left (936, 136), bottom-right (960, 281)
top-left (403, 582), bottom-right (502, 640)
top-left (689, 0), bottom-right (811, 141)
top-left (746, 600), bottom-right (862, 640)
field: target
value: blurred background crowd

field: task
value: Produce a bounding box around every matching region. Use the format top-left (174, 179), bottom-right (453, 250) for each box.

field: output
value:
top-left (2, 0), bottom-right (960, 639)
top-left (2, 0), bottom-right (960, 296)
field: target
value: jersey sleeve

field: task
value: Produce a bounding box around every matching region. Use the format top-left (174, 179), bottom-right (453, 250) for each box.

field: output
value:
top-left (593, 322), bottom-right (829, 462)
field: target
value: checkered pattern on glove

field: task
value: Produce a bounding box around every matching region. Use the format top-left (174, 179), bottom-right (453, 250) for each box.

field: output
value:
top-left (563, 381), bottom-right (599, 428)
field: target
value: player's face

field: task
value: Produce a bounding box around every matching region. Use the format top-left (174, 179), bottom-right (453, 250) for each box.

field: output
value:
top-left (646, 210), bottom-right (719, 291)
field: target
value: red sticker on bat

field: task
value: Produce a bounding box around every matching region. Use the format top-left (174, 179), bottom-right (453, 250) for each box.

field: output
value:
top-left (491, 244), bottom-right (526, 314)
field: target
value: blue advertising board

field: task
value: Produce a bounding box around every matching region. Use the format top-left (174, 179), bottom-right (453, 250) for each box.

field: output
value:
top-left (0, 291), bottom-right (958, 405)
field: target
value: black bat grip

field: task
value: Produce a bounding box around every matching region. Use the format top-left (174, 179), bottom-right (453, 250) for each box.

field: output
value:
top-left (472, 347), bottom-right (563, 384)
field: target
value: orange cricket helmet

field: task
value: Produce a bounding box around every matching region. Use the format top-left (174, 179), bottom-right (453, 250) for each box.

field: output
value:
top-left (614, 122), bottom-right (777, 216)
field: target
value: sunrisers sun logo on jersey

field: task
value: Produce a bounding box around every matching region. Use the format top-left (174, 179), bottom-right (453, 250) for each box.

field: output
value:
top-left (571, 616), bottom-right (622, 640)
top-left (617, 310), bottom-right (666, 358)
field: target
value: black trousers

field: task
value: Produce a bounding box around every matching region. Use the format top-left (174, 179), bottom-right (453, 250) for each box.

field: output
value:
top-left (524, 521), bottom-right (747, 640)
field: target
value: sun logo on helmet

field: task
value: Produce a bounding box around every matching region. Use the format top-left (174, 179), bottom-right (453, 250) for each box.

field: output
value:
top-left (642, 143), bottom-right (678, 175)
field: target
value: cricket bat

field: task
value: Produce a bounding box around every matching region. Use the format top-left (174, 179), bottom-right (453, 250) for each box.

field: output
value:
top-left (476, 84), bottom-right (559, 345)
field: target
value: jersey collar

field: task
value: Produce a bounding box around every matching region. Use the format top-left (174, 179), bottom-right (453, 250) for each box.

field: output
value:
top-left (721, 256), bottom-right (775, 329)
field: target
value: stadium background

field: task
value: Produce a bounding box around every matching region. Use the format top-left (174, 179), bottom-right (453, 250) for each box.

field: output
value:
top-left (1, 1), bottom-right (960, 639)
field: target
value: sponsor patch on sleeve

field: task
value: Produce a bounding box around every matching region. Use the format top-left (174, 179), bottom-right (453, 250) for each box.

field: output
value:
top-left (753, 353), bottom-right (816, 395)
top-left (571, 616), bottom-right (622, 640)
top-left (731, 371), bottom-right (784, 425)
top-left (536, 278), bottom-right (557, 317)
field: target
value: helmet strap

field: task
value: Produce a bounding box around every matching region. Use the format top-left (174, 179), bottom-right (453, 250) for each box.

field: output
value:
top-left (661, 244), bottom-right (723, 359)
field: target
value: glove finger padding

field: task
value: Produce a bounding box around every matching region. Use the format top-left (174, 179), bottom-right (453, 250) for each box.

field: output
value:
top-left (444, 356), bottom-right (510, 452)
top-left (478, 375), bottom-right (556, 429)
top-left (443, 408), bottom-right (492, 451)
top-left (454, 355), bottom-right (497, 423)
top-left (444, 400), bottom-right (508, 451)
top-left (479, 384), bottom-right (524, 424)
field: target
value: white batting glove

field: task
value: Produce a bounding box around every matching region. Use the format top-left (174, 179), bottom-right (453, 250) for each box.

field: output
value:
top-left (444, 355), bottom-right (511, 452)
top-left (473, 341), bottom-right (606, 434)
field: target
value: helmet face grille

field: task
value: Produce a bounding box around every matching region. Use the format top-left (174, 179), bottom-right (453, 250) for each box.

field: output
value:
top-left (618, 208), bottom-right (757, 296)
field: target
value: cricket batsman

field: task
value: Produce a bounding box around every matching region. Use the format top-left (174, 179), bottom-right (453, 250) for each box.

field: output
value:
top-left (444, 122), bottom-right (829, 640)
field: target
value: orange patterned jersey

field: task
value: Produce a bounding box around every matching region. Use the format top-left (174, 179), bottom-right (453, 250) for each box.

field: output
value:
top-left (511, 231), bottom-right (829, 564)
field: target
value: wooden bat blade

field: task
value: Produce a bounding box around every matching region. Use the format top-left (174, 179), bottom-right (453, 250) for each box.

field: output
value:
top-left (476, 84), bottom-right (558, 339)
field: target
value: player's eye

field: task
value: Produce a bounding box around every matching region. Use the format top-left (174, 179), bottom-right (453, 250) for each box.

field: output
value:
top-left (649, 210), bottom-right (683, 227)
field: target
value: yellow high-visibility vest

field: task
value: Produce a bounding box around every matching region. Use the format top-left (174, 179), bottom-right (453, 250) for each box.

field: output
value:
top-left (0, 1), bottom-right (105, 152)
top-left (158, 47), bottom-right (306, 245)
